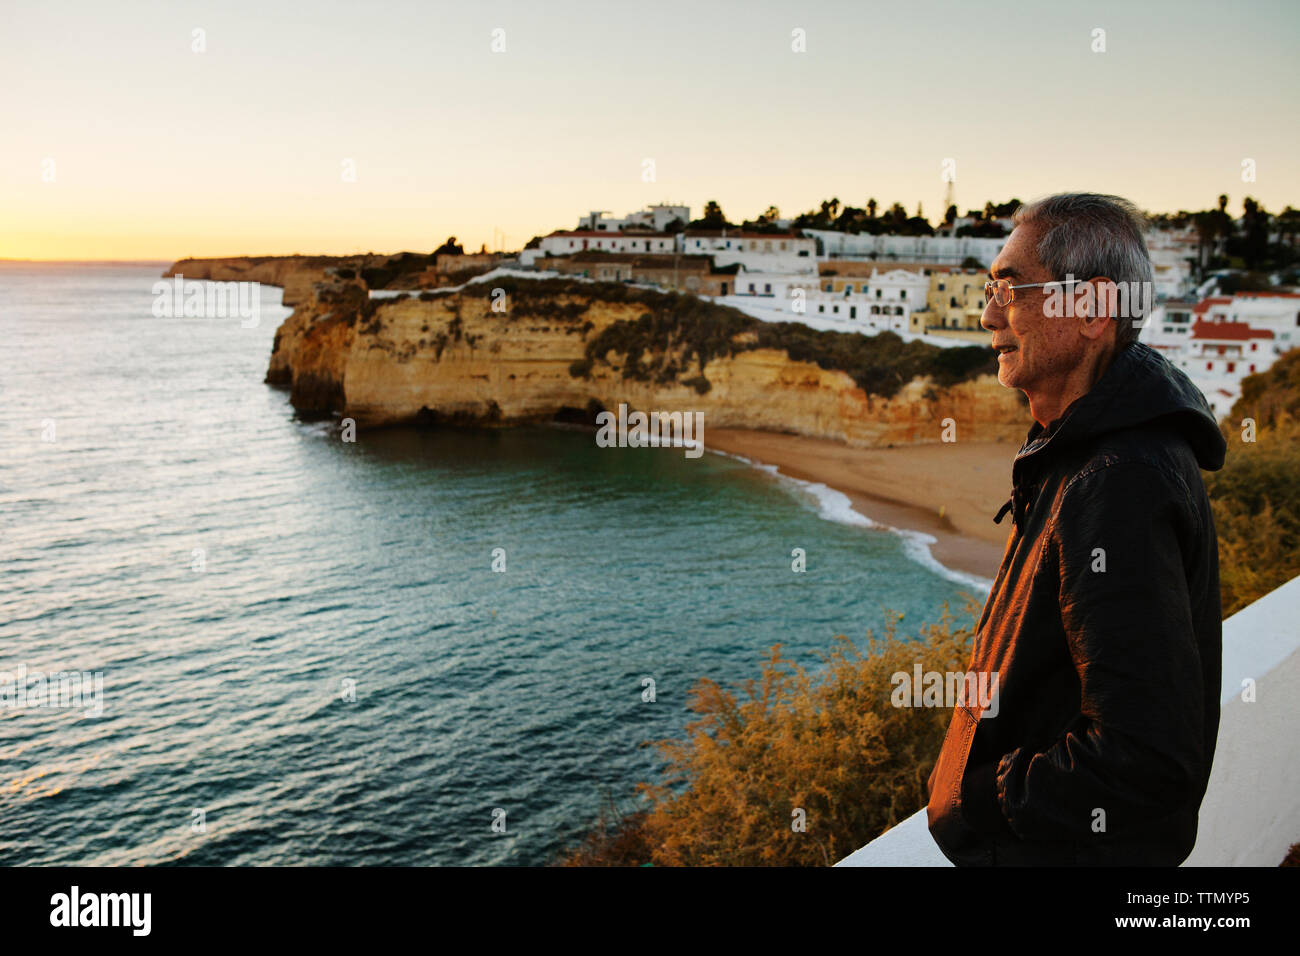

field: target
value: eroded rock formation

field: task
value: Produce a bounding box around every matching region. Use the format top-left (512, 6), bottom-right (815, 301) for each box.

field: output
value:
top-left (261, 273), bottom-right (1028, 446)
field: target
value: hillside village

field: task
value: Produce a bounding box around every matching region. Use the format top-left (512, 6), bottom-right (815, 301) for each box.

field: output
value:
top-left (406, 198), bottom-right (1299, 417)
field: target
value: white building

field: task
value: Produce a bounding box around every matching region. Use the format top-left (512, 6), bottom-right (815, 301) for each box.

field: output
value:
top-left (1146, 292), bottom-right (1300, 351)
top-left (937, 215), bottom-right (1014, 237)
top-left (576, 203), bottom-right (690, 233)
top-left (800, 292), bottom-right (909, 333)
top-left (1140, 299), bottom-right (1202, 358)
top-left (530, 227), bottom-right (817, 273)
top-left (1145, 228), bottom-right (1198, 300)
top-left (727, 266), bottom-right (930, 334)
top-left (534, 230), bottom-right (678, 260)
top-left (1221, 292), bottom-right (1300, 342)
top-left (680, 231), bottom-right (817, 274)
top-left (801, 229), bottom-right (1007, 268)
top-left (730, 273), bottom-right (807, 300)
top-left (1142, 291), bottom-right (1300, 415)
top-left (1181, 319), bottom-right (1278, 415)
top-left (801, 267), bottom-right (930, 333)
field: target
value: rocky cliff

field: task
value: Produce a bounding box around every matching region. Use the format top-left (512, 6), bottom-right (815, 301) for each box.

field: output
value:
top-left (164, 255), bottom-right (391, 306)
top-left (264, 274), bottom-right (1028, 446)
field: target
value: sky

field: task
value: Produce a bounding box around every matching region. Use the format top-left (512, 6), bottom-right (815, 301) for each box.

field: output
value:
top-left (2, 0), bottom-right (1298, 260)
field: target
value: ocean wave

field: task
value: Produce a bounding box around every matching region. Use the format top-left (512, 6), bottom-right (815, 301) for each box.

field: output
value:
top-left (715, 450), bottom-right (992, 595)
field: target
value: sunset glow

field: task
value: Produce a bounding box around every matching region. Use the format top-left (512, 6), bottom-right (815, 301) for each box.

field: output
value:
top-left (3, 0), bottom-right (1298, 260)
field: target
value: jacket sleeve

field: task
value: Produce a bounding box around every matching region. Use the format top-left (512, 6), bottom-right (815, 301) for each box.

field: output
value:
top-left (993, 461), bottom-right (1208, 843)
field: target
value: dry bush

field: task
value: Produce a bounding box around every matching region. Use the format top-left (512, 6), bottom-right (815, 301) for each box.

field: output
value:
top-left (1209, 350), bottom-right (1300, 615)
top-left (560, 609), bottom-right (974, 866)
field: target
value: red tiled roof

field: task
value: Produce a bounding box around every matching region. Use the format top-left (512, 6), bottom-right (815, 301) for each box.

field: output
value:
top-left (1192, 297), bottom-right (1232, 314)
top-left (1190, 319), bottom-right (1274, 341)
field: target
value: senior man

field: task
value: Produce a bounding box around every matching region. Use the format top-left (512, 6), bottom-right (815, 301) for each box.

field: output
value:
top-left (926, 193), bottom-right (1227, 866)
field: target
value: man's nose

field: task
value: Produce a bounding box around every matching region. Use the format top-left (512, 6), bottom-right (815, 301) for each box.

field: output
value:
top-left (980, 301), bottom-right (1005, 331)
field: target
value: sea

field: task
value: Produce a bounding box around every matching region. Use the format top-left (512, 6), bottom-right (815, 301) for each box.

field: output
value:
top-left (0, 261), bottom-right (985, 866)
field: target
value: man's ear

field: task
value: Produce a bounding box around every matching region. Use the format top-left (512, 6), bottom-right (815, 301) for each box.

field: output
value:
top-left (1078, 277), bottom-right (1114, 342)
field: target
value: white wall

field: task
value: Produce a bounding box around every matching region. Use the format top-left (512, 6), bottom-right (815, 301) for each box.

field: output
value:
top-left (715, 252), bottom-right (816, 274)
top-left (712, 294), bottom-right (971, 348)
top-left (803, 229), bottom-right (1006, 268)
top-left (576, 205), bottom-right (690, 232)
top-left (539, 233), bottom-right (676, 257)
top-left (836, 574), bottom-right (1300, 867)
top-left (680, 235), bottom-right (818, 275)
top-left (1186, 576), bottom-right (1300, 865)
top-left (729, 268), bottom-right (926, 332)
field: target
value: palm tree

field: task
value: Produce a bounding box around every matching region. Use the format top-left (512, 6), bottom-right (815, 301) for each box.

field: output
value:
top-left (1192, 212), bottom-right (1214, 273)
top-left (1241, 197), bottom-right (1269, 269)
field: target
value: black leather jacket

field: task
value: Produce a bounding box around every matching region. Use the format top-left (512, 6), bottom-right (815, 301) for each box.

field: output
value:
top-left (926, 343), bottom-right (1228, 866)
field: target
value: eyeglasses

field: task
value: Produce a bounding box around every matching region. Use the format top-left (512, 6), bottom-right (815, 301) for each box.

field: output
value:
top-left (984, 277), bottom-right (1088, 308)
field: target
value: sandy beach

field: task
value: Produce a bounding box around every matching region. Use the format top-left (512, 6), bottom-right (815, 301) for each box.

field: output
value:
top-left (708, 429), bottom-right (1024, 580)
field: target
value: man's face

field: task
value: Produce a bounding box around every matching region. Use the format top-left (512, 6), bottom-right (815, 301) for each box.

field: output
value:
top-left (982, 223), bottom-right (1087, 395)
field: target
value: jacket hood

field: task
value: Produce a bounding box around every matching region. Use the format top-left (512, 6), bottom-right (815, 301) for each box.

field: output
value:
top-left (1016, 342), bottom-right (1227, 474)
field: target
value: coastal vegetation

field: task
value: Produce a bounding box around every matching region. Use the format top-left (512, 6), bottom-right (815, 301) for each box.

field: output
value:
top-left (458, 276), bottom-right (593, 325)
top-left (558, 610), bottom-right (973, 866)
top-left (1206, 348), bottom-right (1300, 615)
top-left (359, 251), bottom-right (434, 290)
top-left (316, 281), bottom-right (379, 325)
top-left (527, 277), bottom-right (998, 398)
top-left (750, 323), bottom-right (995, 396)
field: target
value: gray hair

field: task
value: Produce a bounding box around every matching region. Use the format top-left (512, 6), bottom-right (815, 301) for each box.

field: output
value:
top-left (1012, 193), bottom-right (1153, 348)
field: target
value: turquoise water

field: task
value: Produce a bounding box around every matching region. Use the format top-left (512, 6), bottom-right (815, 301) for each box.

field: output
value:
top-left (0, 262), bottom-right (980, 865)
